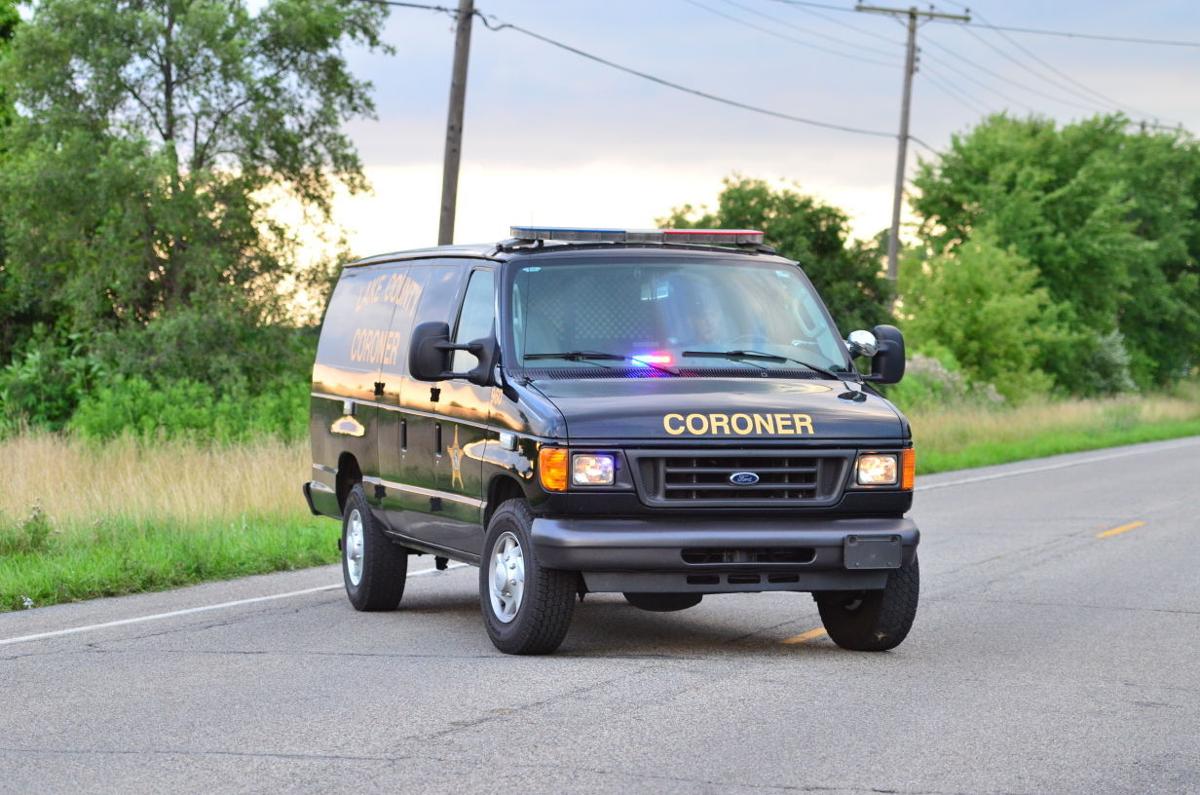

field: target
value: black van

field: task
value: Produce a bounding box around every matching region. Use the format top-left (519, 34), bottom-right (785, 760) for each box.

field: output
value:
top-left (304, 227), bottom-right (919, 655)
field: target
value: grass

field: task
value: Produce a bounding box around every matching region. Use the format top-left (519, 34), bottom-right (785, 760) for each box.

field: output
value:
top-left (909, 386), bottom-right (1200, 474)
top-left (1, 385), bottom-right (1197, 612)
top-left (0, 516), bottom-right (335, 612)
top-left (0, 435), bottom-right (338, 612)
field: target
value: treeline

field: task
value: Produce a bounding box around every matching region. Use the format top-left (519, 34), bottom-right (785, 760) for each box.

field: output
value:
top-left (0, 0), bottom-right (388, 437)
top-left (2, 1), bottom-right (1197, 441)
top-left (669, 116), bottom-right (1199, 406)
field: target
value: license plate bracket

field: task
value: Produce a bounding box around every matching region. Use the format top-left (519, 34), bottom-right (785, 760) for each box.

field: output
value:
top-left (843, 534), bottom-right (903, 570)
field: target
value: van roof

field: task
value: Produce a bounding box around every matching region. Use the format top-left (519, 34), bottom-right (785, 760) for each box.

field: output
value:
top-left (347, 238), bottom-right (781, 269)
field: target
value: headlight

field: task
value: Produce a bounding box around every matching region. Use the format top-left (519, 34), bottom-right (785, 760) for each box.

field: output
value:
top-left (572, 454), bottom-right (615, 486)
top-left (856, 453), bottom-right (898, 485)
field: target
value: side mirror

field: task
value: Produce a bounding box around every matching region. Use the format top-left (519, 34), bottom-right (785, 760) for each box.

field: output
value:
top-left (846, 329), bottom-right (878, 358)
top-left (409, 321), bottom-right (498, 387)
top-left (864, 324), bottom-right (905, 384)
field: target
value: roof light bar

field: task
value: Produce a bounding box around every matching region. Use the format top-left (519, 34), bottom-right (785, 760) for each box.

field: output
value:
top-left (661, 229), bottom-right (763, 245)
top-left (509, 226), bottom-right (764, 246)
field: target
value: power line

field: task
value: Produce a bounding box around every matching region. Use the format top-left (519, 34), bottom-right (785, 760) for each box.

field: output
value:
top-left (765, 0), bottom-right (866, 13)
top-left (937, 0), bottom-right (1176, 128)
top-left (352, 0), bottom-right (458, 14)
top-left (685, 0), bottom-right (899, 67)
top-left (770, 1), bottom-right (1200, 49)
top-left (919, 38), bottom-right (1059, 115)
top-left (980, 27), bottom-right (1158, 118)
top-left (472, 12), bottom-right (898, 139)
top-left (716, 0), bottom-right (900, 54)
top-left (920, 70), bottom-right (993, 118)
top-left (908, 135), bottom-right (938, 154)
top-left (938, 18), bottom-right (1200, 50)
top-left (958, 25), bottom-right (1140, 116)
top-left (765, 0), bottom-right (903, 47)
top-left (766, 0), bottom-right (1084, 120)
top-left (922, 28), bottom-right (1155, 118)
top-left (359, 0), bottom-right (912, 139)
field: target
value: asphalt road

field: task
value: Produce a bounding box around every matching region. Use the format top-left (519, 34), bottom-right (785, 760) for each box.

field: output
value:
top-left (2, 437), bottom-right (1198, 794)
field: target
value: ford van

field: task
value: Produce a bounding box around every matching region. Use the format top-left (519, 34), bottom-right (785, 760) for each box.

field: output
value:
top-left (304, 227), bottom-right (919, 654)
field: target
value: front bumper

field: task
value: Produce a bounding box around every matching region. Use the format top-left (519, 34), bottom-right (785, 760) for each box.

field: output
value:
top-left (531, 515), bottom-right (919, 593)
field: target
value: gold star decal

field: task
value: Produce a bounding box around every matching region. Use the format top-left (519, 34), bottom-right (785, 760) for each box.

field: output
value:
top-left (447, 426), bottom-right (465, 489)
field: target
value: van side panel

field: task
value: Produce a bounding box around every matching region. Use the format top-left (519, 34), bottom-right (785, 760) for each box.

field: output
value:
top-left (373, 263), bottom-right (430, 535)
top-left (421, 266), bottom-right (496, 556)
top-left (382, 263), bottom-right (486, 555)
top-left (310, 263), bottom-right (403, 516)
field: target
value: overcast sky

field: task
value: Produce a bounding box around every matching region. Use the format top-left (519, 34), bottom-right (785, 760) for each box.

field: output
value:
top-left (325, 0), bottom-right (1200, 256)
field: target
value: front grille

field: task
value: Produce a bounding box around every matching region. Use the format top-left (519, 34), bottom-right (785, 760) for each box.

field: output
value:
top-left (631, 450), bottom-right (850, 507)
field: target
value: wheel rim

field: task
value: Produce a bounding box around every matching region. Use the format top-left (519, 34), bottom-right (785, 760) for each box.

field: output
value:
top-left (488, 531), bottom-right (525, 624)
top-left (345, 508), bottom-right (365, 587)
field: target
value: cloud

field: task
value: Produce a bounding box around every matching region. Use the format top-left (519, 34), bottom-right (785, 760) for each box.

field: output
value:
top-left (329, 159), bottom-right (913, 258)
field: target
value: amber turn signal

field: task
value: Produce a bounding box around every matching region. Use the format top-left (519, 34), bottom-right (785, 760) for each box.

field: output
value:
top-left (538, 447), bottom-right (569, 492)
top-left (901, 448), bottom-right (916, 490)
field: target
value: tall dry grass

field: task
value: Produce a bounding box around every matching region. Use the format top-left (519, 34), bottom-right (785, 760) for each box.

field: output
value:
top-left (0, 434), bottom-right (311, 529)
top-left (908, 391), bottom-right (1200, 454)
top-left (2, 387), bottom-right (1197, 531)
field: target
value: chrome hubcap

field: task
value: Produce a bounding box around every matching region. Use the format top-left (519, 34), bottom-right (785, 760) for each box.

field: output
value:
top-left (345, 509), bottom-right (365, 587)
top-left (488, 531), bottom-right (525, 623)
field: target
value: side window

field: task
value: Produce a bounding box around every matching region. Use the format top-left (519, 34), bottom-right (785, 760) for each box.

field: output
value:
top-left (453, 270), bottom-right (496, 371)
top-left (314, 264), bottom-right (407, 376)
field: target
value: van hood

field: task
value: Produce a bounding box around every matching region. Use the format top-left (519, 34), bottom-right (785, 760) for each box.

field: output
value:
top-left (531, 377), bottom-right (906, 442)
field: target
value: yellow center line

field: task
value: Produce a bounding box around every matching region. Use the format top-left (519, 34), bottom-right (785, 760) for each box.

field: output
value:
top-left (1097, 520), bottom-right (1146, 539)
top-left (782, 627), bottom-right (827, 645)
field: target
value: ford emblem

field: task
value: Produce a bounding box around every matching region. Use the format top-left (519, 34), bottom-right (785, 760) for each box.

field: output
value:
top-left (729, 471), bottom-right (760, 486)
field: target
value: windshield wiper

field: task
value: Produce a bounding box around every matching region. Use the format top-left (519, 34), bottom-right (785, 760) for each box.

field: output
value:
top-left (525, 351), bottom-right (625, 361)
top-left (524, 351), bottom-right (678, 375)
top-left (681, 349), bottom-right (854, 382)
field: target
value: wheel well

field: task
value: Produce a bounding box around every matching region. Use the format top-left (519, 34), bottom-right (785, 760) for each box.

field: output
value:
top-left (485, 475), bottom-right (526, 526)
top-left (336, 452), bottom-right (362, 514)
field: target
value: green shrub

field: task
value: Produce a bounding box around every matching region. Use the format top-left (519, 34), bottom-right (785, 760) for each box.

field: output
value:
top-left (0, 330), bottom-right (101, 432)
top-left (901, 232), bottom-right (1066, 402)
top-left (71, 376), bottom-right (309, 443)
top-left (0, 504), bottom-right (54, 556)
top-left (94, 308), bottom-right (317, 390)
top-left (884, 350), bottom-right (1004, 413)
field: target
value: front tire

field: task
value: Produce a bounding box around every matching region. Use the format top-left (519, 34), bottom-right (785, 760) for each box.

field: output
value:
top-left (815, 555), bottom-right (919, 651)
top-left (480, 499), bottom-right (577, 654)
top-left (341, 484), bottom-right (407, 611)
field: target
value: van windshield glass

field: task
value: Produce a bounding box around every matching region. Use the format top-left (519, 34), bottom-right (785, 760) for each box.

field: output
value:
top-left (509, 259), bottom-right (851, 375)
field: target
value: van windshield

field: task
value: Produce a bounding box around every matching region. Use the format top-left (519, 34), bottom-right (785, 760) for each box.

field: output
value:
top-left (509, 259), bottom-right (851, 375)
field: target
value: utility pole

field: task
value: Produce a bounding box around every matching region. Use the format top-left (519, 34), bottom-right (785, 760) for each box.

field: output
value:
top-left (438, 0), bottom-right (475, 246)
top-left (856, 4), bottom-right (969, 282)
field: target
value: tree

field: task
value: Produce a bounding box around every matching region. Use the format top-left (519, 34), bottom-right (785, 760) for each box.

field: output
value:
top-left (901, 232), bottom-right (1063, 402)
top-left (662, 176), bottom-right (894, 334)
top-left (0, 0), bottom-right (22, 359)
top-left (0, 0), bottom-right (389, 386)
top-left (911, 114), bottom-right (1200, 389)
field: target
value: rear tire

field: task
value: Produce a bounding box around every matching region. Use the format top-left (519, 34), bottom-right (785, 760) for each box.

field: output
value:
top-left (480, 499), bottom-right (577, 654)
top-left (815, 555), bottom-right (919, 651)
top-left (341, 484), bottom-right (407, 611)
top-left (623, 593), bottom-right (703, 612)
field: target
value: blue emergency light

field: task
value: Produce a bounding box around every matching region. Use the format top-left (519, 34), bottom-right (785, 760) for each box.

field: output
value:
top-left (509, 226), bottom-right (764, 246)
